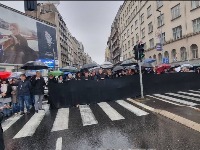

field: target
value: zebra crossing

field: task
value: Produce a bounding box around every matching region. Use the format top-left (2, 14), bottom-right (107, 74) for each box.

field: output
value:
top-left (2, 100), bottom-right (149, 140)
top-left (3, 89), bottom-right (200, 141)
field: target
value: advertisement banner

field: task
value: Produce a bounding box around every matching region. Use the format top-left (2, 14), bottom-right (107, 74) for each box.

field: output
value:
top-left (0, 5), bottom-right (57, 67)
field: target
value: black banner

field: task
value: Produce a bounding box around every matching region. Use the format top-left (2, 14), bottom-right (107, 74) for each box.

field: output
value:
top-left (48, 73), bottom-right (200, 108)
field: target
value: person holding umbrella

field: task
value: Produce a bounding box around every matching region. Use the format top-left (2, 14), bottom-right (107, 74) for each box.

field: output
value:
top-left (31, 71), bottom-right (46, 113)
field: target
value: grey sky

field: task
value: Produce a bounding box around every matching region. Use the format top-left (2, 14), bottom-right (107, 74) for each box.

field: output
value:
top-left (0, 1), bottom-right (123, 64)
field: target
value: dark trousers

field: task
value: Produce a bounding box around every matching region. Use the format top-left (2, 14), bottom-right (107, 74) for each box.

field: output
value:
top-left (0, 124), bottom-right (5, 150)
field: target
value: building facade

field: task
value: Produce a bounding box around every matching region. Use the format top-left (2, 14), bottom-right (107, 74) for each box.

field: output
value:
top-left (104, 47), bottom-right (111, 62)
top-left (107, 6), bottom-right (122, 65)
top-left (25, 3), bottom-right (92, 68)
top-left (115, 1), bottom-right (200, 65)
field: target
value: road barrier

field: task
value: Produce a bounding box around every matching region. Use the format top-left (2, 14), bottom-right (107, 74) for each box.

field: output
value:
top-left (48, 73), bottom-right (200, 108)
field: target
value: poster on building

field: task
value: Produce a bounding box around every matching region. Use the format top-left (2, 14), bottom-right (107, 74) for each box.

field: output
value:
top-left (0, 5), bottom-right (57, 67)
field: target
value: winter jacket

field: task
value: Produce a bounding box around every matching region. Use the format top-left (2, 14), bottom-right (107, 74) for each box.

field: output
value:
top-left (31, 76), bottom-right (46, 95)
top-left (17, 80), bottom-right (31, 96)
top-left (0, 84), bottom-right (12, 98)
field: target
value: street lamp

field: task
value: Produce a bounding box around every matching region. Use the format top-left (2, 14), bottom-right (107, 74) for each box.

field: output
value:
top-left (156, 8), bottom-right (164, 64)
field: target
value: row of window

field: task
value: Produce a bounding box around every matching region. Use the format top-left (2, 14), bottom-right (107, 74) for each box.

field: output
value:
top-left (121, 1), bottom-right (200, 36)
top-left (150, 44), bottom-right (198, 64)
top-left (122, 16), bottom-right (200, 52)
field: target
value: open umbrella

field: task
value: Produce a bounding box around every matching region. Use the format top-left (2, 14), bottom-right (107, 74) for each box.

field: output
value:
top-left (82, 63), bottom-right (99, 69)
top-left (121, 60), bottom-right (136, 66)
top-left (60, 66), bottom-right (78, 73)
top-left (21, 61), bottom-right (48, 70)
top-left (141, 63), bottom-right (154, 68)
top-left (101, 61), bottom-right (113, 66)
top-left (181, 64), bottom-right (193, 68)
top-left (0, 72), bottom-right (11, 79)
top-left (143, 58), bottom-right (156, 63)
top-left (156, 64), bottom-right (171, 73)
top-left (48, 71), bottom-right (63, 77)
top-left (125, 65), bottom-right (136, 70)
top-left (101, 64), bottom-right (113, 69)
top-left (112, 66), bottom-right (124, 72)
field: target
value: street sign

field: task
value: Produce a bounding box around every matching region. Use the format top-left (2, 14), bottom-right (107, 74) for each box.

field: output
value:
top-left (162, 58), bottom-right (169, 64)
top-left (156, 43), bottom-right (162, 51)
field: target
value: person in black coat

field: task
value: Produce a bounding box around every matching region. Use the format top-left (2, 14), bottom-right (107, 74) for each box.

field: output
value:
top-left (31, 71), bottom-right (46, 113)
top-left (75, 72), bottom-right (82, 81)
top-left (0, 107), bottom-right (5, 150)
top-left (97, 68), bottom-right (106, 80)
top-left (47, 75), bottom-right (57, 109)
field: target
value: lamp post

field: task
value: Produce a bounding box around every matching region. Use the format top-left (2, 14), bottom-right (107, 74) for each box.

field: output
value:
top-left (156, 9), bottom-right (164, 64)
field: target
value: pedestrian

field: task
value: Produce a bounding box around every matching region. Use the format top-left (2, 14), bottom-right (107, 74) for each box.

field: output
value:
top-left (105, 69), bottom-right (113, 79)
top-left (90, 70), bottom-right (97, 80)
top-left (82, 71), bottom-right (90, 80)
top-left (97, 68), bottom-right (105, 80)
top-left (66, 73), bottom-right (74, 81)
top-left (0, 79), bottom-right (12, 117)
top-left (17, 74), bottom-right (31, 115)
top-left (75, 72), bottom-right (82, 80)
top-left (47, 75), bottom-right (56, 109)
top-left (10, 79), bottom-right (20, 114)
top-left (57, 75), bottom-right (64, 83)
top-left (31, 71), bottom-right (46, 113)
top-left (0, 105), bottom-right (5, 150)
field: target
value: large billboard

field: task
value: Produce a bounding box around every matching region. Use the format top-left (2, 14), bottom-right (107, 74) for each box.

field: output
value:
top-left (0, 4), bottom-right (58, 67)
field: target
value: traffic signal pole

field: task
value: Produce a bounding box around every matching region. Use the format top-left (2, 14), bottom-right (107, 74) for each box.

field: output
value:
top-left (138, 48), bottom-right (144, 99)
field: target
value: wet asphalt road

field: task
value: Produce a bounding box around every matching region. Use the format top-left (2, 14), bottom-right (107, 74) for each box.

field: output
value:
top-left (2, 90), bottom-right (200, 150)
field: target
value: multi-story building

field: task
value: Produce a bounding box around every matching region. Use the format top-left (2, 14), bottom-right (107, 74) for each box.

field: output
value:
top-left (107, 6), bottom-right (122, 65)
top-left (117, 1), bottom-right (200, 65)
top-left (105, 47), bottom-right (111, 62)
top-left (25, 2), bottom-right (85, 68)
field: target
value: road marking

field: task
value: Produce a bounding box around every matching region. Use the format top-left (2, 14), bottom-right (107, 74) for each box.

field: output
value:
top-left (79, 105), bottom-right (98, 126)
top-left (51, 108), bottom-right (69, 132)
top-left (116, 100), bottom-right (149, 116)
top-left (189, 90), bottom-right (200, 93)
top-left (127, 98), bottom-right (200, 133)
top-left (178, 91), bottom-right (200, 97)
top-left (13, 105), bottom-right (49, 139)
top-left (166, 93), bottom-right (200, 102)
top-left (2, 115), bottom-right (23, 132)
top-left (98, 102), bottom-right (125, 121)
top-left (55, 137), bottom-right (62, 150)
top-left (146, 95), bottom-right (185, 106)
top-left (154, 94), bottom-right (197, 106)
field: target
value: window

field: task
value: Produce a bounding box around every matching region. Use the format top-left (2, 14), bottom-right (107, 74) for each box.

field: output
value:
top-left (141, 28), bottom-right (145, 38)
top-left (122, 36), bottom-right (124, 41)
top-left (128, 40), bottom-right (130, 49)
top-left (161, 32), bottom-right (165, 43)
top-left (133, 9), bottom-right (136, 16)
top-left (135, 20), bottom-right (138, 29)
top-left (147, 6), bottom-right (152, 18)
top-left (121, 17), bottom-right (123, 24)
top-left (149, 38), bottom-right (154, 48)
top-left (164, 51), bottom-right (169, 58)
top-left (193, 17), bottom-right (200, 32)
top-left (125, 44), bottom-right (127, 51)
top-left (127, 29), bottom-right (130, 37)
top-left (148, 22), bottom-right (153, 33)
top-left (132, 37), bottom-right (134, 46)
top-left (140, 13), bottom-right (144, 24)
top-left (158, 53), bottom-right (162, 64)
top-left (172, 25), bottom-right (182, 40)
top-left (129, 52), bottom-right (131, 58)
top-left (143, 42), bottom-right (146, 50)
top-left (123, 14), bottom-right (124, 21)
top-left (171, 49), bottom-right (177, 62)
top-left (157, 0), bottom-right (163, 9)
top-left (171, 4), bottom-right (180, 20)
top-left (131, 25), bottom-right (133, 33)
top-left (157, 14), bottom-right (164, 27)
top-left (122, 45), bottom-right (124, 52)
top-left (125, 11), bottom-right (127, 16)
top-left (136, 6), bottom-right (137, 12)
top-left (180, 47), bottom-right (187, 61)
top-left (136, 33), bottom-right (139, 42)
top-left (190, 44), bottom-right (198, 59)
top-left (191, 1), bottom-right (200, 9)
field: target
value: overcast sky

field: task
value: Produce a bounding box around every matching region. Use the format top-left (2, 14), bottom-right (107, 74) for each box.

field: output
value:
top-left (0, 1), bottom-right (123, 64)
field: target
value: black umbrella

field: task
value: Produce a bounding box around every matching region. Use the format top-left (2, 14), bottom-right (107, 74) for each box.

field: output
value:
top-left (120, 60), bottom-right (136, 66)
top-left (82, 63), bottom-right (99, 69)
top-left (101, 64), bottom-right (113, 69)
top-left (112, 66), bottom-right (124, 72)
top-left (60, 66), bottom-right (78, 73)
top-left (21, 61), bottom-right (48, 70)
top-left (125, 65), bottom-right (137, 70)
top-left (101, 61), bottom-right (113, 66)
top-left (141, 62), bottom-right (154, 68)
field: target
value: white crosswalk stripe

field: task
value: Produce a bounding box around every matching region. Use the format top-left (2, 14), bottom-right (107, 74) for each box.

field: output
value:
top-left (188, 90), bottom-right (200, 93)
top-left (79, 105), bottom-right (98, 126)
top-left (154, 94), bottom-right (197, 106)
top-left (116, 100), bottom-right (149, 116)
top-left (13, 104), bottom-right (49, 139)
top-left (98, 102), bottom-right (125, 121)
top-left (2, 115), bottom-right (22, 132)
top-left (178, 91), bottom-right (200, 97)
top-left (165, 92), bottom-right (200, 102)
top-left (51, 108), bottom-right (69, 132)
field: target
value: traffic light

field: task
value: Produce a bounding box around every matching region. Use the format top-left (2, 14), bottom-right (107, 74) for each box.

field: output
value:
top-left (133, 45), bottom-right (139, 60)
top-left (138, 43), bottom-right (145, 60)
top-left (24, 0), bottom-right (37, 11)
